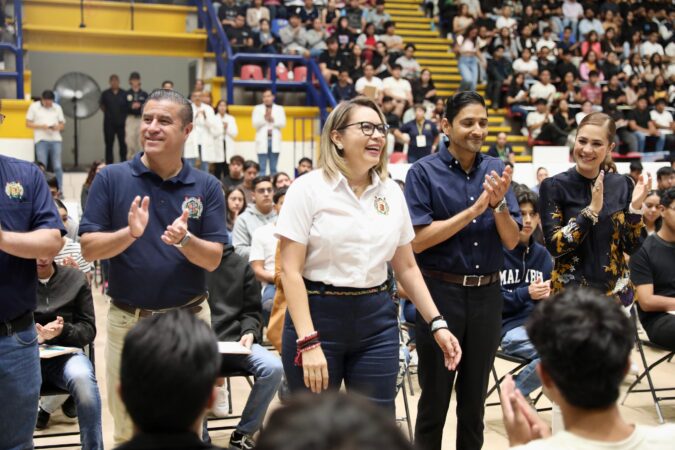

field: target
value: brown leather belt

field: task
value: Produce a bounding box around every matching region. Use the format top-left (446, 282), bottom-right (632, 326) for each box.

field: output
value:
top-left (422, 269), bottom-right (500, 287)
top-left (112, 294), bottom-right (208, 318)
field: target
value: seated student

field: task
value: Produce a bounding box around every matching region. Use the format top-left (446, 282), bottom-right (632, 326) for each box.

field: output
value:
top-left (233, 176), bottom-right (277, 260)
top-left (656, 166), bottom-right (675, 194)
top-left (223, 155), bottom-right (246, 189)
top-left (296, 156), bottom-right (313, 177)
top-left (250, 187), bottom-right (286, 325)
top-left (499, 191), bottom-right (552, 398)
top-left (487, 132), bottom-right (516, 165)
top-left (206, 244), bottom-right (284, 450)
top-left (500, 287), bottom-right (675, 448)
top-left (256, 393), bottom-right (414, 450)
top-left (115, 310), bottom-right (223, 450)
top-left (34, 255), bottom-right (103, 450)
top-left (630, 188), bottom-right (675, 350)
top-left (331, 69), bottom-right (357, 102)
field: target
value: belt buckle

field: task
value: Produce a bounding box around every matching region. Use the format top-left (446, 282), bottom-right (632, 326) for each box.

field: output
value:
top-left (462, 275), bottom-right (483, 287)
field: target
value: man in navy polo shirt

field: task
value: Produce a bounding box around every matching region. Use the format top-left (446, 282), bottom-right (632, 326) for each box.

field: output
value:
top-left (404, 92), bottom-right (521, 450)
top-left (0, 100), bottom-right (66, 450)
top-left (79, 89), bottom-right (228, 444)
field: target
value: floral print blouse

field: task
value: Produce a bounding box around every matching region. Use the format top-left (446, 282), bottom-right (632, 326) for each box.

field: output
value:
top-left (539, 168), bottom-right (645, 306)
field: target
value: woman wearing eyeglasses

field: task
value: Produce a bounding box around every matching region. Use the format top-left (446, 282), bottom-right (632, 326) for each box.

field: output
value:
top-left (276, 97), bottom-right (461, 411)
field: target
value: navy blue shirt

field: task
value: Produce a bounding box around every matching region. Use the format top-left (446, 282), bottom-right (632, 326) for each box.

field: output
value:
top-left (0, 156), bottom-right (65, 321)
top-left (400, 119), bottom-right (439, 161)
top-left (79, 153), bottom-right (228, 309)
top-left (404, 142), bottom-right (521, 275)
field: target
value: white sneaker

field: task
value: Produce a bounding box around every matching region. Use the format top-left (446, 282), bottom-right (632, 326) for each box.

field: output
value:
top-left (521, 127), bottom-right (529, 136)
top-left (211, 385), bottom-right (230, 417)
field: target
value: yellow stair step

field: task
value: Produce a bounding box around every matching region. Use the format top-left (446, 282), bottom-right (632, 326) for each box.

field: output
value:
top-left (430, 74), bottom-right (462, 81)
top-left (516, 155), bottom-right (534, 162)
top-left (393, 17), bottom-right (432, 24)
top-left (413, 44), bottom-right (452, 51)
top-left (396, 23), bottom-right (432, 30)
top-left (488, 126), bottom-right (512, 133)
top-left (485, 135), bottom-right (528, 143)
top-left (396, 29), bottom-right (441, 37)
top-left (481, 145), bottom-right (527, 153)
top-left (402, 37), bottom-right (451, 44)
top-left (422, 66), bottom-right (459, 73)
top-left (416, 57), bottom-right (457, 64)
top-left (383, 3), bottom-right (421, 10)
top-left (388, 9), bottom-right (425, 16)
top-left (415, 50), bottom-right (452, 57)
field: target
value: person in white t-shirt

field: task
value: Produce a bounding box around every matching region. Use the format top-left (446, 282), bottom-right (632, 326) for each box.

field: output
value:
top-left (383, 64), bottom-right (413, 117)
top-left (641, 31), bottom-right (665, 58)
top-left (650, 98), bottom-right (675, 150)
top-left (275, 97), bottom-right (461, 406)
top-left (495, 6), bottom-right (517, 35)
top-left (529, 69), bottom-right (557, 105)
top-left (249, 187), bottom-right (286, 325)
top-left (501, 287), bottom-right (675, 449)
top-left (26, 90), bottom-right (66, 190)
top-left (512, 48), bottom-right (539, 79)
top-left (355, 64), bottom-right (384, 102)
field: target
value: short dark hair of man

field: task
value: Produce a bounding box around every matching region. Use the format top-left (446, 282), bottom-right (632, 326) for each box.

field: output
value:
top-left (629, 161), bottom-right (643, 172)
top-left (256, 393), bottom-right (414, 450)
top-left (120, 309), bottom-right (220, 433)
top-left (298, 157), bottom-right (313, 166)
top-left (252, 175), bottom-right (272, 190)
top-left (243, 160), bottom-right (261, 172)
top-left (661, 187), bottom-right (675, 207)
top-left (143, 89), bottom-right (193, 126)
top-left (42, 90), bottom-right (55, 100)
top-left (129, 71), bottom-right (141, 80)
top-left (657, 166), bottom-right (674, 182)
top-left (444, 91), bottom-right (486, 123)
top-left (230, 155), bottom-right (245, 166)
top-left (517, 190), bottom-right (539, 214)
top-left (273, 187), bottom-right (287, 204)
top-left (526, 287), bottom-right (632, 410)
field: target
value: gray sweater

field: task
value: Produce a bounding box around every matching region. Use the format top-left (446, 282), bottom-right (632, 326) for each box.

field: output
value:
top-left (232, 205), bottom-right (277, 260)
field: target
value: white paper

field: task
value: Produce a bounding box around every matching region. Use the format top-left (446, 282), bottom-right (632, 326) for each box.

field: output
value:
top-left (39, 345), bottom-right (80, 359)
top-left (218, 341), bottom-right (252, 355)
top-left (416, 134), bottom-right (427, 147)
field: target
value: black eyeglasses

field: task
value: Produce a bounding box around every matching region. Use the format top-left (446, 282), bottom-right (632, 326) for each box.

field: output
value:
top-left (337, 121), bottom-right (389, 136)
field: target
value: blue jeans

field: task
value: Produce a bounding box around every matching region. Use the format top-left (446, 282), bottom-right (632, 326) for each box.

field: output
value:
top-left (41, 352), bottom-right (103, 450)
top-left (458, 55), bottom-right (478, 91)
top-left (216, 344), bottom-right (283, 435)
top-left (35, 140), bottom-right (63, 190)
top-left (400, 299), bottom-right (417, 342)
top-left (262, 284), bottom-right (276, 327)
top-left (635, 131), bottom-right (666, 152)
top-left (501, 326), bottom-right (541, 396)
top-left (258, 142), bottom-right (279, 175)
top-left (282, 283), bottom-right (399, 412)
top-left (0, 325), bottom-right (41, 450)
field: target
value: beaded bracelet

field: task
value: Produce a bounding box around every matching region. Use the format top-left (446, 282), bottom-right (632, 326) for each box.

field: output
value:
top-left (294, 342), bottom-right (322, 366)
top-left (581, 207), bottom-right (599, 225)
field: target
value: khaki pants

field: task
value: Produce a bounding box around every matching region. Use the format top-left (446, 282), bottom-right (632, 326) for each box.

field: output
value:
top-left (124, 116), bottom-right (142, 160)
top-left (106, 302), bottom-right (211, 444)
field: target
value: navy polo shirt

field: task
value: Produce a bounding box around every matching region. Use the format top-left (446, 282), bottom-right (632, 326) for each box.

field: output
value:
top-left (79, 153), bottom-right (228, 309)
top-left (0, 155), bottom-right (65, 322)
top-left (400, 119), bottom-right (439, 161)
top-left (404, 141), bottom-right (521, 275)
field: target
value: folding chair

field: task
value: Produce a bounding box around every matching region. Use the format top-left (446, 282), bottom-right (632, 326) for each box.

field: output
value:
top-left (33, 344), bottom-right (95, 449)
top-left (621, 308), bottom-right (675, 424)
top-left (485, 350), bottom-right (550, 412)
top-left (396, 342), bottom-right (414, 441)
top-left (206, 366), bottom-right (255, 433)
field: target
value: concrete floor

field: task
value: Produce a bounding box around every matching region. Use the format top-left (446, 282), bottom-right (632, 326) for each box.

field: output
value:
top-left (34, 289), bottom-right (675, 449)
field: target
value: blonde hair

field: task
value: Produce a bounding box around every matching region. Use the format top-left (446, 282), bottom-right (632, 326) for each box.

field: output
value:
top-left (578, 112), bottom-right (616, 145)
top-left (319, 97), bottom-right (388, 182)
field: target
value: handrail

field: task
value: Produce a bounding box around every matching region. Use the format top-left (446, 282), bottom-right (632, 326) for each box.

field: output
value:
top-left (194, 0), bottom-right (335, 123)
top-left (0, 0), bottom-right (25, 99)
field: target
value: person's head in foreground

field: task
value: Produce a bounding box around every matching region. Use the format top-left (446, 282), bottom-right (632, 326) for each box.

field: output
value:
top-left (256, 393), bottom-right (413, 450)
top-left (119, 309), bottom-right (220, 439)
top-left (501, 287), bottom-right (675, 448)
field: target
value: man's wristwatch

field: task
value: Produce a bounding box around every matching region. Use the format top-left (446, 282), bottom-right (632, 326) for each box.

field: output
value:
top-left (492, 198), bottom-right (508, 213)
top-left (174, 231), bottom-right (192, 248)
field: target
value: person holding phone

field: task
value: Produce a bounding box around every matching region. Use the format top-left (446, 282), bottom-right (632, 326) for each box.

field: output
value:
top-left (26, 90), bottom-right (66, 191)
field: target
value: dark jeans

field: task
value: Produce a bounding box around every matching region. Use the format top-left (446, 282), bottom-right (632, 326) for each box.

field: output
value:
top-left (104, 122), bottom-right (127, 164)
top-left (643, 314), bottom-right (675, 351)
top-left (415, 277), bottom-right (503, 450)
top-left (486, 78), bottom-right (505, 109)
top-left (281, 284), bottom-right (399, 412)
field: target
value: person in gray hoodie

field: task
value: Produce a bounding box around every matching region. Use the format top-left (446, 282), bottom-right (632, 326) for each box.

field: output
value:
top-left (232, 175), bottom-right (277, 260)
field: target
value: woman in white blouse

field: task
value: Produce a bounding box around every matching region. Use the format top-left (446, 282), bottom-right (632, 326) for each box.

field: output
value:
top-left (210, 100), bottom-right (239, 181)
top-left (275, 97), bottom-right (461, 410)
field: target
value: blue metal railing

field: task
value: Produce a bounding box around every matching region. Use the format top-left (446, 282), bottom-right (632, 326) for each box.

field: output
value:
top-left (194, 0), bottom-right (335, 122)
top-left (0, 0), bottom-right (25, 99)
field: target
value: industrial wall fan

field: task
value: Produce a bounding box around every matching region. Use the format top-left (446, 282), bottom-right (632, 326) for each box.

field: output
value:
top-left (54, 72), bottom-right (101, 168)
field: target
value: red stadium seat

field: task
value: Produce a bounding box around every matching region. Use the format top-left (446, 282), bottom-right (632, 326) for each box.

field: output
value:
top-left (390, 152), bottom-right (408, 164)
top-left (240, 65), bottom-right (264, 80)
top-left (293, 66), bottom-right (307, 82)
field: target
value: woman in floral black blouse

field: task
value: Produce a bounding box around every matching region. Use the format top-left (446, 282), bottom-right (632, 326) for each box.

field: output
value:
top-left (539, 113), bottom-right (652, 306)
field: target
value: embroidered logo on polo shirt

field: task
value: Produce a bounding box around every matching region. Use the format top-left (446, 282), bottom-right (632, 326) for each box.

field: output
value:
top-left (5, 181), bottom-right (24, 200)
top-left (182, 196), bottom-right (203, 219)
top-left (374, 195), bottom-right (389, 215)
